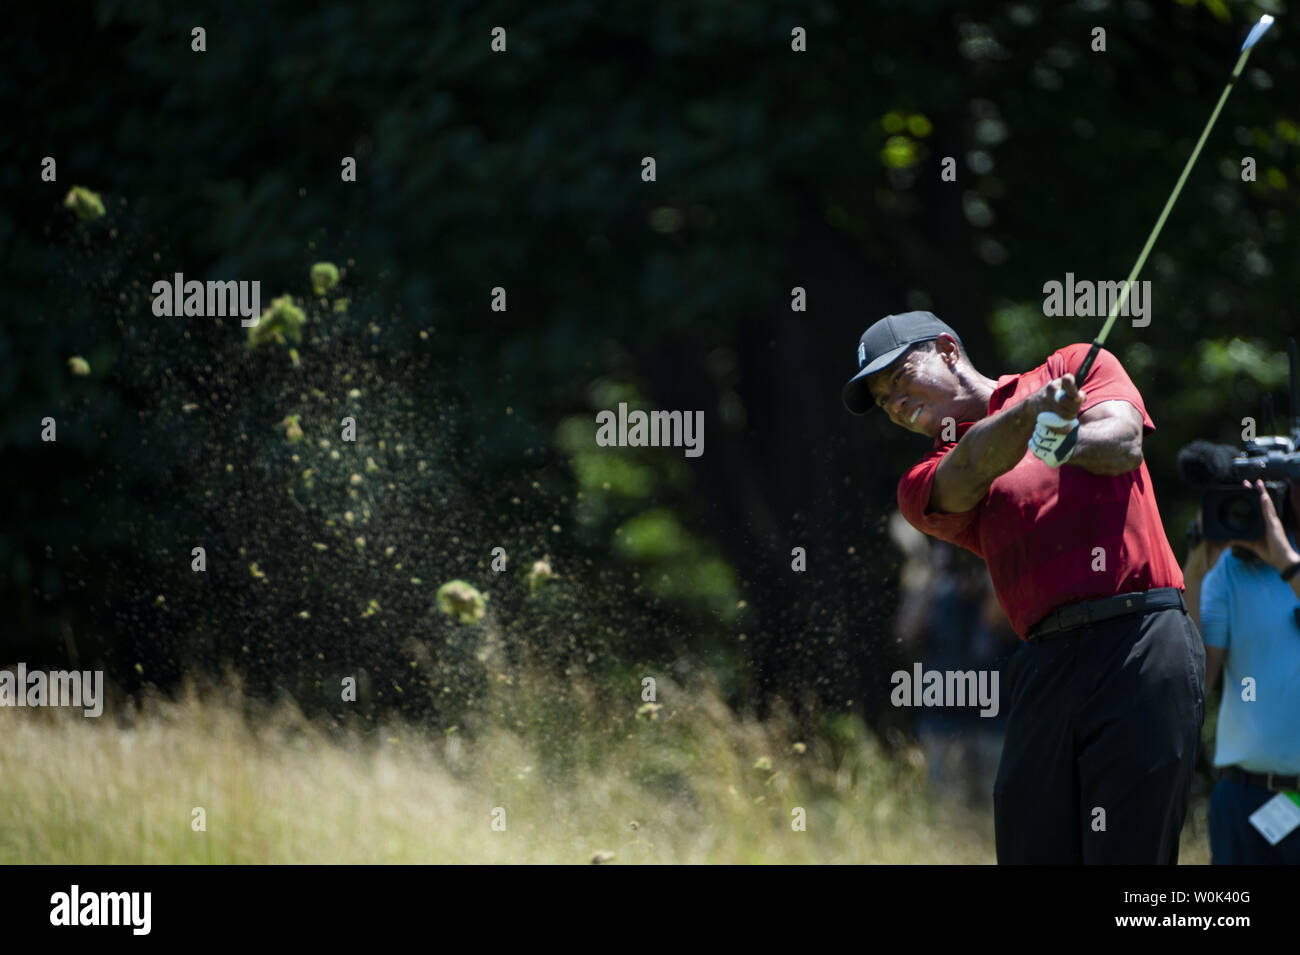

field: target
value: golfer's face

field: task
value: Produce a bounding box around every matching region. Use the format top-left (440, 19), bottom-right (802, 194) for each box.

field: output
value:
top-left (867, 348), bottom-right (953, 437)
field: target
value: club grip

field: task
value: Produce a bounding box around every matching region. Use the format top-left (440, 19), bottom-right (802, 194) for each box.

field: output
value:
top-left (1054, 340), bottom-right (1104, 406)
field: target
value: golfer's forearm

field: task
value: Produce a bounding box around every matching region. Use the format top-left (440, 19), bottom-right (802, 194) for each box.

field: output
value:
top-left (1069, 418), bottom-right (1143, 475)
top-left (932, 401), bottom-right (1037, 512)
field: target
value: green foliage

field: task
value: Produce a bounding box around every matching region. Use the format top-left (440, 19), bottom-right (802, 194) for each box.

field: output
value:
top-left (614, 509), bottom-right (739, 615)
top-left (1198, 338), bottom-right (1291, 388)
top-left (990, 303), bottom-right (1054, 370)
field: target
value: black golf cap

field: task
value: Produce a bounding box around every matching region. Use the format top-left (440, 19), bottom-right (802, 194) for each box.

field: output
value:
top-left (842, 311), bottom-right (963, 415)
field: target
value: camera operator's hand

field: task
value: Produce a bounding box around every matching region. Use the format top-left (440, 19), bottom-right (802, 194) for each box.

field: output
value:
top-left (1225, 479), bottom-right (1300, 573)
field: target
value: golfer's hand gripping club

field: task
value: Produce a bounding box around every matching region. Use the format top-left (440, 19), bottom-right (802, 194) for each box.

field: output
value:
top-left (1031, 375), bottom-right (1084, 468)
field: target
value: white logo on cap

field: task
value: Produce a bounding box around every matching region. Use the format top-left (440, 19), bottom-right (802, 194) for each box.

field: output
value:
top-left (858, 342), bottom-right (867, 368)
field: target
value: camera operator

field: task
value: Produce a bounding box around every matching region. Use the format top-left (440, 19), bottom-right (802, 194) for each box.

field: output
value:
top-left (1182, 478), bottom-right (1300, 864)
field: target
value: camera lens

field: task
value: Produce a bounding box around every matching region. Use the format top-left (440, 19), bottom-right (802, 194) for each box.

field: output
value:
top-left (1219, 493), bottom-right (1256, 537)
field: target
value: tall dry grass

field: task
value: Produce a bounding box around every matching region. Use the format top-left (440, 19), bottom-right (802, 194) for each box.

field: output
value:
top-left (0, 666), bottom-right (1211, 864)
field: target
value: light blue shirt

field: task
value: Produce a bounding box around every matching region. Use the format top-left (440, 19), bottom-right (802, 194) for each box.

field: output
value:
top-left (1200, 539), bottom-right (1300, 774)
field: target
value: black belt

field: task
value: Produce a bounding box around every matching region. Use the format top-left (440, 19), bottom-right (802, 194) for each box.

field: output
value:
top-left (1221, 766), bottom-right (1300, 793)
top-left (1026, 587), bottom-right (1185, 641)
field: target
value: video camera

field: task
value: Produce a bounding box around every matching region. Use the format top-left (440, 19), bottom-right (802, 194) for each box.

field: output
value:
top-left (1178, 339), bottom-right (1300, 544)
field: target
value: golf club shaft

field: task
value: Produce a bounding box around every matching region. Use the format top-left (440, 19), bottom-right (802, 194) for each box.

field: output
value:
top-left (1055, 15), bottom-right (1274, 403)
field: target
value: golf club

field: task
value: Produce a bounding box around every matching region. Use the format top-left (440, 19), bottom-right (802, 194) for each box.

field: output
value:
top-left (1054, 13), bottom-right (1276, 403)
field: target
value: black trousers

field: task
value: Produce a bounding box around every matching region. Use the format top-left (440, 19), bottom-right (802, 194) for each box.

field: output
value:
top-left (993, 605), bottom-right (1206, 864)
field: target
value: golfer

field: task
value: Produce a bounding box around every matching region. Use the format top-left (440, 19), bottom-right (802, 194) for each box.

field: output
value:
top-left (844, 311), bottom-right (1204, 864)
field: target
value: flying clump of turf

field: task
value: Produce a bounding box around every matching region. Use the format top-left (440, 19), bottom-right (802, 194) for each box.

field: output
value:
top-left (526, 558), bottom-right (556, 593)
top-left (247, 295), bottom-right (306, 348)
top-left (310, 262), bottom-right (340, 296)
top-left (280, 414), bottom-right (304, 443)
top-left (436, 580), bottom-right (487, 624)
top-left (63, 186), bottom-right (105, 222)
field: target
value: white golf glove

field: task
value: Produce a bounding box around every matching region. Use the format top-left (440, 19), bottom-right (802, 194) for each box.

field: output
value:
top-left (1028, 411), bottom-right (1079, 468)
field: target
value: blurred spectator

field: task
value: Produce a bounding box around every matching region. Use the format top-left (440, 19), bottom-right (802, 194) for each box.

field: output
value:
top-left (889, 510), bottom-right (1019, 809)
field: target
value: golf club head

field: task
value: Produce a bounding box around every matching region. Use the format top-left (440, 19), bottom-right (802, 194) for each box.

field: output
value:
top-left (1242, 15), bottom-right (1275, 52)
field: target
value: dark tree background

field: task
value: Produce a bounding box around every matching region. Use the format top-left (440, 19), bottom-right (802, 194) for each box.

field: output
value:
top-left (3, 0), bottom-right (1297, 736)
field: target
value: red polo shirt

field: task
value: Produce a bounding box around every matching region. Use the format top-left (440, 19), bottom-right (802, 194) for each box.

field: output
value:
top-left (897, 343), bottom-right (1183, 638)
